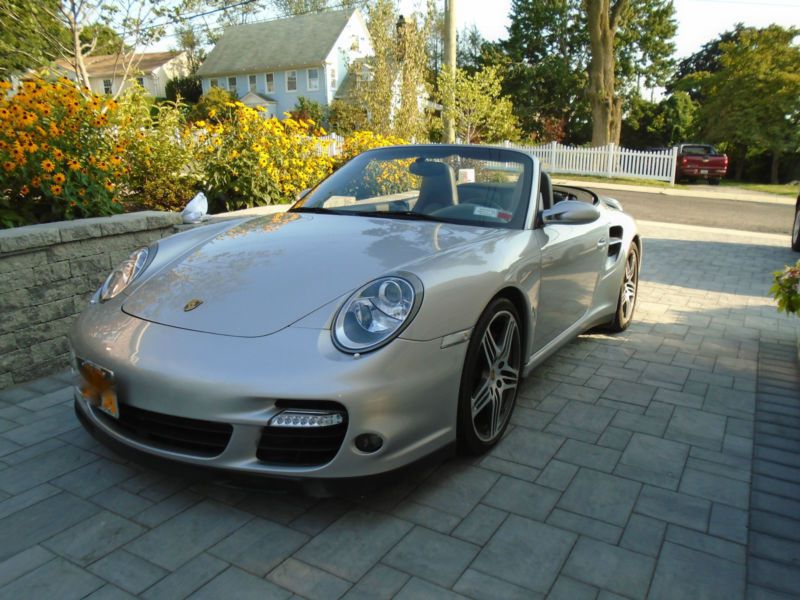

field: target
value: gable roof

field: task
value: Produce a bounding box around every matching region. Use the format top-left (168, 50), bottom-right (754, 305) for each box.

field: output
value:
top-left (54, 52), bottom-right (182, 78)
top-left (197, 9), bottom-right (355, 77)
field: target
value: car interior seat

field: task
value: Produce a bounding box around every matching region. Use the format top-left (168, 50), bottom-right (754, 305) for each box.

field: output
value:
top-left (410, 160), bottom-right (458, 214)
top-left (539, 171), bottom-right (554, 210)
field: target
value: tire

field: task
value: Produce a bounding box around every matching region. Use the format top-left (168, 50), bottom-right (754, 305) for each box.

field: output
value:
top-left (708, 178), bottom-right (721, 186)
top-left (606, 244), bottom-right (640, 333)
top-left (457, 298), bottom-right (522, 455)
top-left (792, 206), bottom-right (800, 252)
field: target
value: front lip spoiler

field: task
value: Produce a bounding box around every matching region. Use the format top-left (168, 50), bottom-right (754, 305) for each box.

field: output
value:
top-left (74, 399), bottom-right (455, 498)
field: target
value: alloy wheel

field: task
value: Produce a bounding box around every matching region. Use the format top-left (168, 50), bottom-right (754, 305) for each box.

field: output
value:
top-left (470, 310), bottom-right (520, 443)
top-left (620, 250), bottom-right (638, 324)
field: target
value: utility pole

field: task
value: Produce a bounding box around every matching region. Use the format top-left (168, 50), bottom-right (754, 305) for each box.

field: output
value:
top-left (443, 0), bottom-right (456, 143)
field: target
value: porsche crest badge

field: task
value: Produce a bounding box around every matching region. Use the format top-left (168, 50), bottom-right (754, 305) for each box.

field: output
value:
top-left (183, 299), bottom-right (204, 312)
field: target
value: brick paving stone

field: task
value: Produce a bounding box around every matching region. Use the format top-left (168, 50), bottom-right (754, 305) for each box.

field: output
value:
top-left (84, 584), bottom-right (138, 600)
top-left (410, 464), bottom-right (499, 518)
top-left (0, 545), bottom-right (54, 587)
top-left (666, 407), bottom-right (726, 450)
top-left (482, 475), bottom-right (559, 520)
top-left (90, 485), bottom-right (154, 518)
top-left (615, 433), bottom-right (688, 490)
top-left (452, 504), bottom-right (507, 545)
top-left (597, 426), bottom-right (633, 451)
top-left (546, 508), bottom-right (622, 544)
top-left (453, 568), bottom-right (533, 600)
top-left (649, 542), bottom-right (745, 600)
top-left (51, 458), bottom-right (137, 498)
top-left (0, 558), bottom-right (104, 599)
top-left (610, 411), bottom-right (667, 437)
top-left (268, 558), bottom-right (351, 600)
top-left (555, 439), bottom-right (621, 473)
top-left (0, 483), bottom-right (60, 520)
top-left (208, 517), bottom-right (308, 576)
top-left (391, 500), bottom-right (461, 534)
top-left (490, 427), bottom-right (565, 469)
top-left (140, 553), bottom-right (227, 600)
top-left (341, 565), bottom-right (409, 600)
top-left (87, 550), bottom-right (168, 595)
top-left (679, 468), bottom-right (750, 509)
top-left (0, 443), bottom-right (97, 494)
top-left (710, 503), bottom-right (749, 545)
top-left (295, 509), bottom-right (413, 582)
top-left (562, 537), bottom-right (655, 600)
top-left (479, 455), bottom-right (540, 482)
top-left (665, 524), bottom-right (746, 563)
top-left (620, 514), bottom-right (666, 557)
top-left (0, 492), bottom-right (99, 561)
top-left (471, 515), bottom-right (576, 593)
top-left (558, 468), bottom-right (640, 527)
top-left (126, 500), bottom-right (251, 571)
top-left (383, 526), bottom-right (479, 588)
top-left (602, 380), bottom-right (657, 406)
top-left (547, 575), bottom-right (598, 600)
top-left (635, 485), bottom-right (710, 531)
top-left (394, 577), bottom-right (469, 600)
top-left (43, 510), bottom-right (145, 566)
top-left (132, 490), bottom-right (202, 528)
top-left (192, 567), bottom-right (291, 600)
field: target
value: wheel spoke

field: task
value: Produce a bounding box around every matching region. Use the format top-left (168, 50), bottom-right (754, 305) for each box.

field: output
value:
top-left (481, 333), bottom-right (498, 368)
top-left (471, 378), bottom-right (493, 416)
top-left (497, 318), bottom-right (517, 363)
top-left (489, 389), bottom-right (503, 437)
top-left (499, 364), bottom-right (519, 389)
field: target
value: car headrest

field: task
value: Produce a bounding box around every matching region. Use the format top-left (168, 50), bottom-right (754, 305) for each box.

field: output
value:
top-left (409, 159), bottom-right (450, 177)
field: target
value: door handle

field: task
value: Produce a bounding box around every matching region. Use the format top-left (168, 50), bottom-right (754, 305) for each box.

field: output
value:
top-left (597, 237), bottom-right (607, 247)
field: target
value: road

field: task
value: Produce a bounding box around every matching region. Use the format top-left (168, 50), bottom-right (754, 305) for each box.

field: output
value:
top-left (593, 188), bottom-right (795, 235)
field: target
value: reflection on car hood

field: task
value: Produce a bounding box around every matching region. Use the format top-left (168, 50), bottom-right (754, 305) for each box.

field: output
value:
top-left (122, 212), bottom-right (496, 337)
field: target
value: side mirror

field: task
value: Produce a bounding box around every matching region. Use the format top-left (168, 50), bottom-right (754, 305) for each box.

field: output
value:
top-left (542, 200), bottom-right (601, 225)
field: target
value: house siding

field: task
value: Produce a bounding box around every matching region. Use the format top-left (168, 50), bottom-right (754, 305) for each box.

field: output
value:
top-left (199, 9), bottom-right (372, 119)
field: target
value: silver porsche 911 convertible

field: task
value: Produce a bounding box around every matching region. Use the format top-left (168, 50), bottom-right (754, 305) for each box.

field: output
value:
top-left (70, 144), bottom-right (641, 482)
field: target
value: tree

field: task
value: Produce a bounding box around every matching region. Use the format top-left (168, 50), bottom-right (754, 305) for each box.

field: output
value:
top-left (584, 0), bottom-right (676, 146)
top-left (0, 0), bottom-right (65, 75)
top-left (456, 24), bottom-right (484, 74)
top-left (351, 0), bottom-right (433, 141)
top-left (0, 0), bottom-right (167, 98)
top-left (437, 66), bottom-right (519, 144)
top-left (681, 26), bottom-right (800, 183)
top-left (166, 75), bottom-right (203, 102)
top-left (174, 24), bottom-right (206, 73)
top-left (271, 0), bottom-right (368, 15)
top-left (621, 91), bottom-right (695, 148)
top-left (496, 0), bottom-right (676, 145)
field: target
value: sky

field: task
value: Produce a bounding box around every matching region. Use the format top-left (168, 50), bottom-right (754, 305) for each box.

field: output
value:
top-left (397, 0), bottom-right (800, 59)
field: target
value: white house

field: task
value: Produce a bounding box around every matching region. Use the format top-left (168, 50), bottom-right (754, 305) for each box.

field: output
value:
top-left (196, 9), bottom-right (373, 118)
top-left (54, 51), bottom-right (190, 97)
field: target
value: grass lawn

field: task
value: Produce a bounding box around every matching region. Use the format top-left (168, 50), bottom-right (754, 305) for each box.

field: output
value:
top-left (719, 180), bottom-right (799, 197)
top-left (551, 173), bottom-right (689, 190)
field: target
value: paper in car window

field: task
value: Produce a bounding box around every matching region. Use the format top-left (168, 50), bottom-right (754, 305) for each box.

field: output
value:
top-left (458, 169), bottom-right (475, 183)
top-left (325, 196), bottom-right (357, 208)
top-left (474, 206), bottom-right (499, 218)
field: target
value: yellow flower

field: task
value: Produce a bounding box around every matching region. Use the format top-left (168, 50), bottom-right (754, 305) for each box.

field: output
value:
top-left (67, 159), bottom-right (80, 171)
top-left (31, 176), bottom-right (41, 188)
top-left (104, 180), bottom-right (115, 192)
top-left (41, 159), bottom-right (55, 172)
top-left (0, 80), bottom-right (11, 90)
top-left (53, 172), bottom-right (66, 184)
top-left (3, 161), bottom-right (15, 172)
top-left (78, 188), bottom-right (86, 197)
top-left (110, 155), bottom-right (122, 167)
top-left (208, 109), bottom-right (217, 119)
top-left (52, 148), bottom-right (64, 160)
top-left (50, 184), bottom-right (63, 196)
top-left (19, 184), bottom-right (30, 196)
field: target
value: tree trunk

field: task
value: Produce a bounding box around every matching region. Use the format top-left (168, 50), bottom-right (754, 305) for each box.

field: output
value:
top-left (585, 0), bottom-right (628, 146)
top-left (734, 145), bottom-right (746, 181)
top-left (770, 149), bottom-right (781, 184)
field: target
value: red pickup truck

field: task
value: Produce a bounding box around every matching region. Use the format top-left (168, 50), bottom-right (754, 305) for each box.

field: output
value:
top-left (676, 144), bottom-right (728, 185)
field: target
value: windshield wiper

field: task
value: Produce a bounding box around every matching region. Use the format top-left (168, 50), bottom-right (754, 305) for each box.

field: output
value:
top-left (370, 211), bottom-right (450, 223)
top-left (290, 206), bottom-right (347, 215)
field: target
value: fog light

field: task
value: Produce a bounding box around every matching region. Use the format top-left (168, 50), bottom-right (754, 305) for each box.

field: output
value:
top-left (269, 410), bottom-right (344, 428)
top-left (355, 433), bottom-right (383, 453)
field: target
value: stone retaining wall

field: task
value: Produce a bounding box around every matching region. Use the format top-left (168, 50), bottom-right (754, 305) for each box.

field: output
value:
top-left (0, 212), bottom-right (182, 387)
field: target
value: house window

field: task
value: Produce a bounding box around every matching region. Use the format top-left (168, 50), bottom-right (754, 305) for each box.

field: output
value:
top-left (329, 66), bottom-right (337, 90)
top-left (248, 75), bottom-right (256, 92)
top-left (227, 76), bottom-right (237, 92)
top-left (307, 68), bottom-right (319, 91)
top-left (265, 73), bottom-right (274, 93)
top-left (286, 70), bottom-right (297, 92)
top-left (103, 79), bottom-right (112, 95)
top-left (136, 77), bottom-right (144, 87)
top-left (210, 78), bottom-right (219, 88)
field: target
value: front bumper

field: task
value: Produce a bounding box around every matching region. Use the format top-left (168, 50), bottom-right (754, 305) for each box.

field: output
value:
top-left (69, 306), bottom-right (468, 479)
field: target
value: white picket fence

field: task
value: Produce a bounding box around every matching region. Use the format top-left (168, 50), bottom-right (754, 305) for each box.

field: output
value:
top-left (316, 135), bottom-right (679, 184)
top-left (504, 141), bottom-right (679, 184)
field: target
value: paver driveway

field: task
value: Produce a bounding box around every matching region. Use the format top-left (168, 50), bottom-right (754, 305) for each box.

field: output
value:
top-left (0, 220), bottom-right (798, 599)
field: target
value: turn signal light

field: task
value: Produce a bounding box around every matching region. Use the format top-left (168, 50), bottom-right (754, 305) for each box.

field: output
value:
top-left (269, 410), bottom-right (344, 428)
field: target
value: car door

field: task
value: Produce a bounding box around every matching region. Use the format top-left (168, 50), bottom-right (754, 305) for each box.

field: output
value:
top-left (532, 180), bottom-right (607, 351)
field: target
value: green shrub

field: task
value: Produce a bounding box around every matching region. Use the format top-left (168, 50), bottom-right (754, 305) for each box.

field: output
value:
top-left (166, 76), bottom-right (203, 104)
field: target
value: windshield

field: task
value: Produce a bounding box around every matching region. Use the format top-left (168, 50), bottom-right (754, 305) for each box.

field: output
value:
top-left (292, 145), bottom-right (533, 229)
top-left (683, 145), bottom-right (716, 156)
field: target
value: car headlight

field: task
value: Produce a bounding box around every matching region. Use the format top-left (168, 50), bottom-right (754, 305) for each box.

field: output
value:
top-left (98, 247), bottom-right (153, 302)
top-left (333, 275), bottom-right (423, 353)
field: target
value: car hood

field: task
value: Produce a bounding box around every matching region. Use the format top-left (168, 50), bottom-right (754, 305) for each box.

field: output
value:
top-left (122, 211), bottom-right (496, 337)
